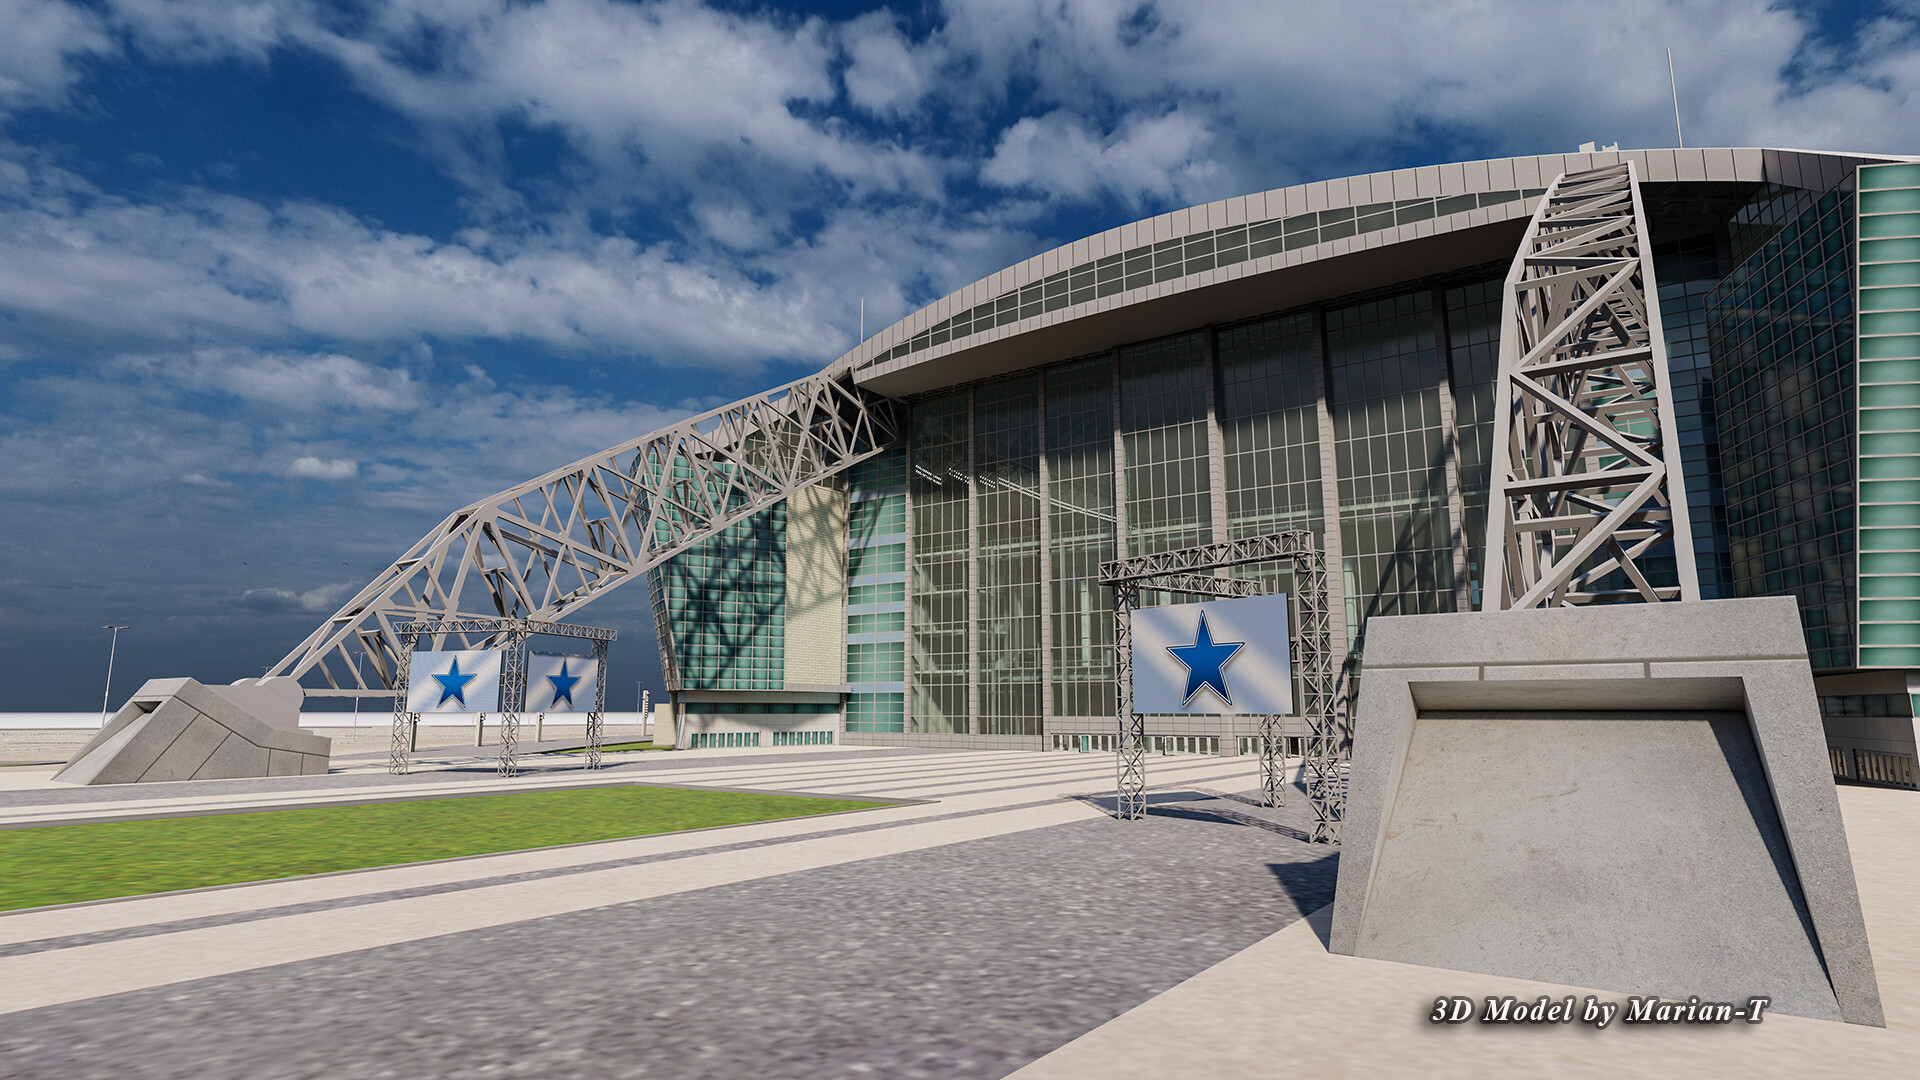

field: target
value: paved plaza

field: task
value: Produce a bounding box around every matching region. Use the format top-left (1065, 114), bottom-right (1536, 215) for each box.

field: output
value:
top-left (1, 746), bottom-right (1917, 1078)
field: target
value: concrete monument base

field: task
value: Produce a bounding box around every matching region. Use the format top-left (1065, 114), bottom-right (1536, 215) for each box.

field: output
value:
top-left (1328, 596), bottom-right (1884, 1026)
top-left (54, 676), bottom-right (329, 785)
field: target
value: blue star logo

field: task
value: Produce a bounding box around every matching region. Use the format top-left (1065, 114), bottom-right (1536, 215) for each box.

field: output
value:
top-left (1165, 611), bottom-right (1246, 707)
top-left (546, 661), bottom-right (582, 708)
top-left (431, 657), bottom-right (478, 708)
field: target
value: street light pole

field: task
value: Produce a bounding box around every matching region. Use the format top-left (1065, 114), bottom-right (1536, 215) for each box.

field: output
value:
top-left (99, 625), bottom-right (129, 727)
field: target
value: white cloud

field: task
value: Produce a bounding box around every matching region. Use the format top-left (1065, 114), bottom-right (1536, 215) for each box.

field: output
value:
top-left (982, 108), bottom-right (1221, 209)
top-left (289, 455), bottom-right (358, 480)
top-left (242, 581), bottom-right (356, 612)
top-left (842, 11), bottom-right (932, 118)
top-left (0, 0), bottom-right (113, 111)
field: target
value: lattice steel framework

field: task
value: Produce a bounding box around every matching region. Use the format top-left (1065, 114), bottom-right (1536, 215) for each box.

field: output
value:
top-left (1485, 162), bottom-right (1700, 609)
top-left (389, 617), bottom-right (615, 776)
top-left (270, 369), bottom-right (903, 695)
top-left (1101, 531), bottom-right (1342, 842)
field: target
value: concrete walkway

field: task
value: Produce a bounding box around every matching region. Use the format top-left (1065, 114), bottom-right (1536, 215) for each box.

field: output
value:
top-left (3, 748), bottom-right (1915, 1077)
top-left (0, 748), bottom-right (1274, 1016)
top-left (1010, 781), bottom-right (1920, 1079)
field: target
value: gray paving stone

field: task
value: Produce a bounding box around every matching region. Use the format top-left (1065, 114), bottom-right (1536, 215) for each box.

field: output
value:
top-left (0, 787), bottom-right (1336, 1080)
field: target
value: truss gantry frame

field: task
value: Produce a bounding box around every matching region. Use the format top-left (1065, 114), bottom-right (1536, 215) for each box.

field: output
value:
top-left (1101, 530), bottom-right (1342, 843)
top-left (270, 369), bottom-right (903, 695)
top-left (388, 616), bottom-right (614, 776)
top-left (1484, 162), bottom-right (1700, 609)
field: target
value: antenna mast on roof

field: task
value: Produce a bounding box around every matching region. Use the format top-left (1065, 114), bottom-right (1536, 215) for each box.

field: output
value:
top-left (1668, 48), bottom-right (1684, 148)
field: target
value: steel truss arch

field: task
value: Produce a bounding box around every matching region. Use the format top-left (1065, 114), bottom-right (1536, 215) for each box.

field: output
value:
top-left (1485, 161), bottom-right (1700, 609)
top-left (1101, 530), bottom-right (1342, 843)
top-left (269, 370), bottom-right (904, 695)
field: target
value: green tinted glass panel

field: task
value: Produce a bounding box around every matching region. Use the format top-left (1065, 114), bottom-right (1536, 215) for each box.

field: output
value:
top-left (1860, 360), bottom-right (1920, 384)
top-left (1862, 478), bottom-right (1920, 502)
top-left (1860, 407), bottom-right (1920, 431)
top-left (1863, 188), bottom-right (1920, 213)
top-left (1863, 238), bottom-right (1920, 262)
top-left (1860, 623), bottom-right (1920, 646)
top-left (1861, 431), bottom-right (1920, 455)
top-left (1862, 286), bottom-right (1920, 311)
top-left (1861, 213), bottom-right (1920, 239)
top-left (1861, 598), bottom-right (1920, 622)
top-left (847, 582), bottom-right (905, 605)
top-left (1864, 311), bottom-right (1920, 335)
top-left (1862, 551), bottom-right (1920, 574)
top-left (1861, 336), bottom-right (1920, 360)
top-left (1860, 646), bottom-right (1920, 666)
top-left (848, 544), bottom-right (905, 576)
top-left (1866, 284), bottom-right (1920, 309)
top-left (1860, 575), bottom-right (1920, 597)
top-left (1863, 263), bottom-right (1920, 287)
top-left (1862, 382), bottom-right (1920, 407)
top-left (1862, 503), bottom-right (1920, 527)
top-left (1861, 457), bottom-right (1920, 480)
top-left (1863, 163), bottom-right (1920, 188)
top-left (1861, 526), bottom-right (1920, 549)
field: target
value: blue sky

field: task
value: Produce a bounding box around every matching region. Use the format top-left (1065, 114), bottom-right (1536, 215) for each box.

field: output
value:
top-left (2, 0), bottom-right (1918, 711)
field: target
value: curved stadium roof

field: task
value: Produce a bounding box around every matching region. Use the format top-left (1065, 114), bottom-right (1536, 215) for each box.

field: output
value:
top-left (841, 147), bottom-right (1913, 398)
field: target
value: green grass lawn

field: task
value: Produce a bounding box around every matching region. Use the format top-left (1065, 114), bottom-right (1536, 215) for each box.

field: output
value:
top-left (0, 785), bottom-right (887, 911)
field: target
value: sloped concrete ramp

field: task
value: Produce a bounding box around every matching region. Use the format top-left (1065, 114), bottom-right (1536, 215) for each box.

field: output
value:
top-left (1330, 597), bottom-right (1884, 1026)
top-left (54, 677), bottom-right (329, 785)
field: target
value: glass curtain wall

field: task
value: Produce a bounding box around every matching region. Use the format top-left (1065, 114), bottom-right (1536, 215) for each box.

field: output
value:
top-left (1853, 162), bottom-right (1920, 667)
top-left (1443, 280), bottom-right (1500, 609)
top-left (910, 395), bottom-right (971, 731)
top-left (1217, 313), bottom-right (1323, 608)
top-left (1656, 233), bottom-right (1736, 598)
top-left (1708, 184), bottom-right (1858, 671)
top-left (974, 378), bottom-right (1044, 734)
top-left (1047, 358), bottom-right (1119, 720)
top-left (846, 448), bottom-right (907, 731)
top-left (657, 507), bottom-right (787, 690)
top-left (1327, 293), bottom-right (1455, 650)
top-left (1119, 332), bottom-right (1214, 566)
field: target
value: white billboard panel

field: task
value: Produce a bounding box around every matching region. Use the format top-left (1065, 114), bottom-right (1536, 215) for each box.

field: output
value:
top-left (407, 650), bottom-right (503, 713)
top-left (528, 653), bottom-right (599, 712)
top-left (1129, 594), bottom-right (1292, 715)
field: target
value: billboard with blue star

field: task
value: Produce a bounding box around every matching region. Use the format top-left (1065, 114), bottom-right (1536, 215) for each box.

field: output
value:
top-left (528, 653), bottom-right (599, 712)
top-left (1129, 595), bottom-right (1292, 714)
top-left (406, 650), bottom-right (503, 713)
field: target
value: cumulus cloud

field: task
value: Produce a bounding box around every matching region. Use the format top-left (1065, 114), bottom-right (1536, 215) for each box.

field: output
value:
top-left (288, 455), bottom-right (358, 480)
top-left (982, 108), bottom-right (1222, 209)
top-left (242, 581), bottom-right (357, 612)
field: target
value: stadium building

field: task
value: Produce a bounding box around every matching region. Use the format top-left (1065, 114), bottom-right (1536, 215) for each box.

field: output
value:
top-left (640, 147), bottom-right (1920, 786)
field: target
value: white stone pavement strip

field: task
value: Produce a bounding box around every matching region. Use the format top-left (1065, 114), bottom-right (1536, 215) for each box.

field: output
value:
top-left (0, 754), bottom-right (1261, 1012)
top-left (1009, 783), bottom-right (1920, 1079)
top-left (0, 747), bottom-right (1092, 825)
top-left (0, 753), bottom-right (1252, 949)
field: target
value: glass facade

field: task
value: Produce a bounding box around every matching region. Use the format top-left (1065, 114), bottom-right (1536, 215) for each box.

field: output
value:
top-left (974, 378), bottom-right (1044, 734)
top-left (1856, 162), bottom-right (1920, 667)
top-left (1709, 185), bottom-right (1858, 671)
top-left (846, 448), bottom-right (907, 731)
top-left (1658, 233), bottom-right (1734, 598)
top-left (1327, 293), bottom-right (1455, 650)
top-left (656, 506), bottom-right (786, 690)
top-left (1119, 332), bottom-right (1214, 559)
top-left (910, 398), bottom-right (971, 732)
top-left (1047, 359), bottom-right (1118, 720)
top-left (1443, 280), bottom-right (1500, 609)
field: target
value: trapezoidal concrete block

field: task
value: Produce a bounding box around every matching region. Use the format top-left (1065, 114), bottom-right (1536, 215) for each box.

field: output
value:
top-left (1328, 597), bottom-right (1884, 1026)
top-left (190, 732), bottom-right (269, 781)
top-left (54, 677), bottom-right (330, 785)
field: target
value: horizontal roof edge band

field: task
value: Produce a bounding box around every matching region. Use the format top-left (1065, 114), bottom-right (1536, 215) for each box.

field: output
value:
top-left (858, 189), bottom-right (1548, 371)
